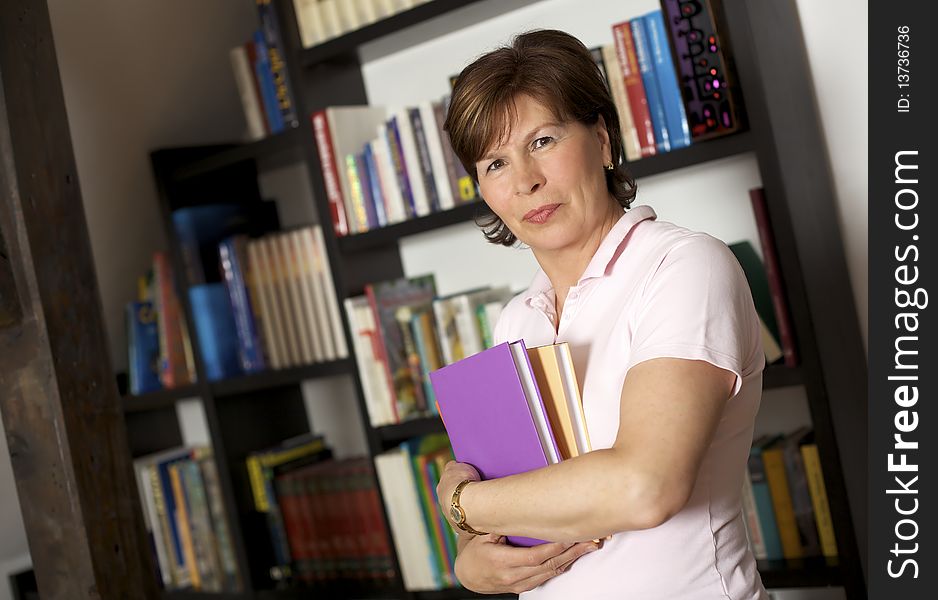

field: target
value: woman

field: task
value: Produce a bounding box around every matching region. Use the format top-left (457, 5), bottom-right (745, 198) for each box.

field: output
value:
top-left (435, 30), bottom-right (768, 599)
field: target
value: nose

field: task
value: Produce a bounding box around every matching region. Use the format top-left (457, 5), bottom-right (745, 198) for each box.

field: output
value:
top-left (513, 156), bottom-right (545, 196)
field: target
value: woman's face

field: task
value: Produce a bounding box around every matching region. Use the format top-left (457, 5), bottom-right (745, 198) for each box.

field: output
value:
top-left (475, 94), bottom-right (614, 254)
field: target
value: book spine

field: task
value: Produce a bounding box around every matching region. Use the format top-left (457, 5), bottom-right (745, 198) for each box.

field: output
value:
top-left (139, 463), bottom-right (174, 586)
top-left (740, 470), bottom-right (767, 559)
top-left (280, 233), bottom-right (316, 364)
top-left (198, 456), bottom-right (242, 590)
top-left (243, 41), bottom-right (271, 135)
top-left (152, 459), bottom-right (191, 587)
top-left (385, 115), bottom-right (417, 218)
top-left (395, 307), bottom-right (428, 415)
top-left (229, 45), bottom-right (267, 141)
top-left (251, 30), bottom-right (284, 134)
top-left (408, 107), bottom-right (441, 212)
top-left (247, 240), bottom-right (284, 369)
top-left (631, 18), bottom-right (670, 153)
top-left (347, 153), bottom-right (375, 231)
top-left (441, 95), bottom-right (479, 202)
top-left (291, 230), bottom-right (326, 363)
top-left (275, 474), bottom-right (310, 582)
top-left (419, 101), bottom-right (455, 210)
top-left (376, 126), bottom-right (408, 222)
top-left (169, 462), bottom-right (202, 589)
top-left (762, 446), bottom-right (803, 559)
top-left (612, 22), bottom-right (656, 157)
top-left (266, 236), bottom-right (302, 366)
top-left (301, 228), bottom-right (337, 360)
top-left (128, 301), bottom-right (162, 395)
top-left (182, 459), bottom-right (223, 591)
top-left (644, 11), bottom-right (691, 149)
top-left (292, 0), bottom-right (324, 48)
top-left (801, 443), bottom-right (838, 558)
top-left (601, 44), bottom-right (641, 162)
top-left (219, 237), bottom-right (265, 373)
top-left (364, 285), bottom-right (401, 423)
top-left (410, 311), bottom-right (438, 408)
top-left (154, 252), bottom-right (192, 388)
top-left (255, 0), bottom-right (299, 129)
top-left (311, 226), bottom-right (349, 358)
top-left (748, 448), bottom-right (784, 560)
top-left (362, 143), bottom-right (388, 227)
top-left (749, 187), bottom-right (798, 366)
top-left (311, 110), bottom-right (350, 236)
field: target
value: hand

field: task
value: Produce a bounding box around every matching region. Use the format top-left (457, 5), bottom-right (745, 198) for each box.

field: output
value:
top-left (455, 534), bottom-right (601, 594)
top-left (436, 460), bottom-right (481, 525)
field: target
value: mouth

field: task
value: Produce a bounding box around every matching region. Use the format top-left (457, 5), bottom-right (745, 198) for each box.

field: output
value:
top-left (523, 203), bottom-right (561, 224)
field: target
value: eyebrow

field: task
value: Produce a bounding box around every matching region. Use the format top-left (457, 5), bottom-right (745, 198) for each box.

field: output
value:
top-left (479, 121), bottom-right (564, 163)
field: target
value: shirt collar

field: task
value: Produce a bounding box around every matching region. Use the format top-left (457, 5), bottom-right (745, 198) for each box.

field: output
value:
top-left (523, 205), bottom-right (657, 309)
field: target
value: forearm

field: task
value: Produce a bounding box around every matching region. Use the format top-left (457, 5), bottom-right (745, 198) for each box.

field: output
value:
top-left (458, 448), bottom-right (678, 542)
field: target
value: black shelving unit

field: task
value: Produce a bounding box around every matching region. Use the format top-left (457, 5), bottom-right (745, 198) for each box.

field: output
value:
top-left (126, 0), bottom-right (867, 598)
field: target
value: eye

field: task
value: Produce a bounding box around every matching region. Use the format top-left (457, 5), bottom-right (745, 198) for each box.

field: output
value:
top-left (486, 158), bottom-right (506, 174)
top-left (532, 136), bottom-right (554, 150)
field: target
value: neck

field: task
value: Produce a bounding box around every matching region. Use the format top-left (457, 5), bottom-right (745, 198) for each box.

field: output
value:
top-left (533, 199), bottom-right (622, 302)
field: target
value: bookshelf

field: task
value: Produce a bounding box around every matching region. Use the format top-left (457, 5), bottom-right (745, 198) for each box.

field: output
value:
top-left (126, 0), bottom-right (867, 598)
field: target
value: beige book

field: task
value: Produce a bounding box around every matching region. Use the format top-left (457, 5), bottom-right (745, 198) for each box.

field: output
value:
top-left (279, 232), bottom-right (315, 364)
top-left (527, 344), bottom-right (580, 460)
top-left (291, 229), bottom-right (326, 362)
top-left (601, 44), bottom-right (641, 161)
top-left (247, 239), bottom-right (285, 369)
top-left (259, 237), bottom-right (298, 367)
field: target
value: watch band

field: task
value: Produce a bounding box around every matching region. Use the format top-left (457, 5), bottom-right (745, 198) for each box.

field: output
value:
top-left (450, 479), bottom-right (488, 536)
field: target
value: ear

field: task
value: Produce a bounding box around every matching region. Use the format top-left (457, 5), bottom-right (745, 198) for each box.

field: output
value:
top-left (594, 114), bottom-right (612, 165)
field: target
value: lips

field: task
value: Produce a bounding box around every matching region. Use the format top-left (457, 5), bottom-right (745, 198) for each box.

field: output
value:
top-left (523, 203), bottom-right (561, 223)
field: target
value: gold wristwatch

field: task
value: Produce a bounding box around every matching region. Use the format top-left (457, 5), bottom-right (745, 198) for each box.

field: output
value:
top-left (450, 479), bottom-right (487, 535)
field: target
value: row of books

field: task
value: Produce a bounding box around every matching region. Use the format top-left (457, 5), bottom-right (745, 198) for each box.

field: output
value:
top-left (293, 0), bottom-right (433, 48)
top-left (312, 99), bottom-right (478, 238)
top-left (215, 225), bottom-right (350, 378)
top-left (244, 433), bottom-right (395, 585)
top-left (598, 6), bottom-right (742, 161)
top-left (133, 446), bottom-right (241, 592)
top-left (344, 273), bottom-right (515, 427)
top-left (230, 2), bottom-right (301, 141)
top-left (742, 428), bottom-right (837, 562)
top-left (375, 434), bottom-right (458, 591)
top-left (727, 188), bottom-right (798, 367)
top-left (126, 252), bottom-right (196, 395)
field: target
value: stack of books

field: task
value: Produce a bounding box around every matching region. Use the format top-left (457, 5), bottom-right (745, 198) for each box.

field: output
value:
top-left (126, 252), bottom-right (196, 395)
top-left (312, 100), bottom-right (478, 238)
top-left (244, 433), bottom-right (396, 586)
top-left (374, 434), bottom-right (459, 591)
top-left (293, 0), bottom-right (435, 48)
top-left (344, 274), bottom-right (515, 427)
top-left (743, 428), bottom-right (838, 563)
top-left (229, 1), bottom-right (301, 141)
top-left (133, 446), bottom-right (241, 592)
top-left (596, 6), bottom-right (743, 161)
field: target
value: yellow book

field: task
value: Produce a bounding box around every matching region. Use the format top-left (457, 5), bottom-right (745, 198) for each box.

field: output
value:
top-left (169, 462), bottom-right (201, 589)
top-left (246, 437), bottom-right (327, 512)
top-left (762, 444), bottom-right (803, 558)
top-left (526, 342), bottom-right (591, 460)
top-left (801, 443), bottom-right (838, 558)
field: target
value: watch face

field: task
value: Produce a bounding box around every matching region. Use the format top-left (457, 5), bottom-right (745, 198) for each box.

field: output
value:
top-left (450, 506), bottom-right (464, 524)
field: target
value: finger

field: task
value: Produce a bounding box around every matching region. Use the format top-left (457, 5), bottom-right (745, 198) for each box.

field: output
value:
top-left (534, 541), bottom-right (600, 574)
top-left (491, 540), bottom-right (576, 567)
top-left (507, 550), bottom-right (588, 594)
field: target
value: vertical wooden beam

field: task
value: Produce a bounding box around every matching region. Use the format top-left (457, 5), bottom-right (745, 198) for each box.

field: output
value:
top-left (0, 1), bottom-right (158, 599)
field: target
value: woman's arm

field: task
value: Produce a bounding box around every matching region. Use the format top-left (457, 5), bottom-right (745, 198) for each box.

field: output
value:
top-left (439, 356), bottom-right (736, 542)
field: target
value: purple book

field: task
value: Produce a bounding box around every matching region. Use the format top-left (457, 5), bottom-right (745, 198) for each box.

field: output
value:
top-left (429, 340), bottom-right (560, 546)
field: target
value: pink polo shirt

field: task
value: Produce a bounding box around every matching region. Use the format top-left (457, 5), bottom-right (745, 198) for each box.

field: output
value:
top-left (493, 205), bottom-right (768, 599)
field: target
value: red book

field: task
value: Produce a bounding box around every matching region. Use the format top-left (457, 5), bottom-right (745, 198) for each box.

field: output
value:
top-left (153, 251), bottom-right (194, 388)
top-left (749, 187), bottom-right (798, 367)
top-left (311, 110), bottom-right (349, 237)
top-left (612, 21), bottom-right (657, 157)
top-left (359, 461), bottom-right (396, 581)
top-left (274, 472), bottom-right (309, 582)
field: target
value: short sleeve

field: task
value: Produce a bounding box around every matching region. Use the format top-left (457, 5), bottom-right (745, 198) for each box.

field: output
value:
top-left (625, 235), bottom-right (760, 398)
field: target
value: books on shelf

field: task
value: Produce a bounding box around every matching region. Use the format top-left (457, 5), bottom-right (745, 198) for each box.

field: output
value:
top-left (345, 280), bottom-right (516, 427)
top-left (741, 429), bottom-right (837, 562)
top-left (152, 252), bottom-right (197, 389)
top-left (375, 433), bottom-right (458, 591)
top-left (430, 340), bottom-right (591, 546)
top-left (312, 98), bottom-right (479, 238)
top-left (133, 446), bottom-right (242, 592)
top-left (294, 0), bottom-right (431, 48)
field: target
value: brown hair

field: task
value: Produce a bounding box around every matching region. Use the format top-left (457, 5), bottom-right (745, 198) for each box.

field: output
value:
top-left (444, 29), bottom-right (637, 246)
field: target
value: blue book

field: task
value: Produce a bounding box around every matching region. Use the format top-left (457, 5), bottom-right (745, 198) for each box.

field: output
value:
top-left (252, 30), bottom-right (284, 134)
top-left (219, 236), bottom-right (265, 374)
top-left (354, 152), bottom-right (379, 229)
top-left (127, 301), bottom-right (162, 395)
top-left (644, 11), bottom-right (691, 150)
top-left (749, 435), bottom-right (784, 560)
top-left (386, 115), bottom-right (417, 218)
top-left (172, 204), bottom-right (249, 285)
top-left (255, 0), bottom-right (299, 129)
top-left (362, 142), bottom-right (388, 227)
top-left (631, 18), bottom-right (671, 153)
top-left (189, 284), bottom-right (242, 381)
top-left (154, 451), bottom-right (196, 582)
top-left (408, 107), bottom-right (441, 212)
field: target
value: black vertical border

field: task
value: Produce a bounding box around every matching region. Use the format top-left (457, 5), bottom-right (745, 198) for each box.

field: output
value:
top-left (869, 1), bottom-right (936, 597)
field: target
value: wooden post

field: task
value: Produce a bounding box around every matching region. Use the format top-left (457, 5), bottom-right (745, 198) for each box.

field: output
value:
top-left (0, 1), bottom-right (158, 598)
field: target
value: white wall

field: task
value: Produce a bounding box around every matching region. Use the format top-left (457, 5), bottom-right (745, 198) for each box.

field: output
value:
top-left (1, 0), bottom-right (258, 594)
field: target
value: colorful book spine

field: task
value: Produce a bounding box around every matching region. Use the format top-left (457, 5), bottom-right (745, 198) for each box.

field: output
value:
top-left (255, 0), bottom-right (299, 128)
top-left (612, 21), bottom-right (656, 157)
top-left (762, 444), bottom-right (803, 558)
top-left (219, 236), bottom-right (266, 373)
top-left (362, 144), bottom-right (388, 227)
top-left (409, 107), bottom-right (441, 212)
top-left (801, 443), bottom-right (838, 558)
top-left (354, 152), bottom-right (379, 230)
top-left (153, 252), bottom-right (195, 388)
top-left (783, 433), bottom-right (821, 557)
top-left (630, 18), bottom-right (670, 153)
top-left (644, 10), bottom-right (691, 149)
top-left (386, 115), bottom-right (417, 218)
top-left (251, 30), bottom-right (284, 134)
top-left (748, 440), bottom-right (783, 560)
top-left (127, 301), bottom-right (162, 395)
top-left (311, 110), bottom-right (349, 236)
top-left (345, 153), bottom-right (370, 232)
